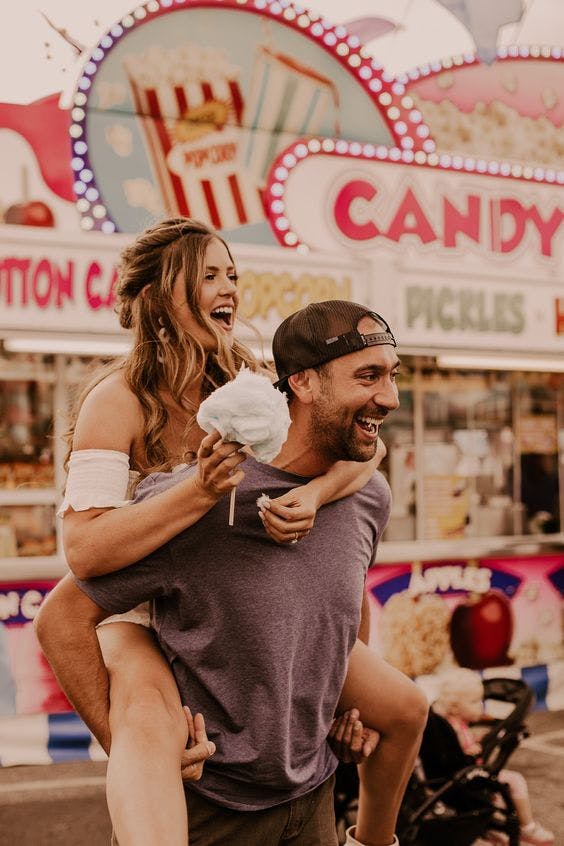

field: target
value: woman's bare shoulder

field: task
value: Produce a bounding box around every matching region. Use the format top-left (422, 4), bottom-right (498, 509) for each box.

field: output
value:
top-left (73, 370), bottom-right (144, 452)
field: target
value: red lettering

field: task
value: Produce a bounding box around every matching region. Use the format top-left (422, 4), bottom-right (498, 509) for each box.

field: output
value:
top-left (54, 262), bottom-right (74, 308)
top-left (490, 199), bottom-right (527, 254)
top-left (491, 200), bottom-right (564, 256)
top-left (183, 142), bottom-right (236, 169)
top-left (385, 187), bottom-right (436, 244)
top-left (85, 262), bottom-right (117, 310)
top-left (32, 259), bottom-right (53, 308)
top-left (333, 180), bottom-right (380, 241)
top-left (0, 258), bottom-right (31, 305)
top-left (443, 195), bottom-right (480, 247)
top-left (527, 206), bottom-right (564, 258)
top-left (85, 261), bottom-right (104, 309)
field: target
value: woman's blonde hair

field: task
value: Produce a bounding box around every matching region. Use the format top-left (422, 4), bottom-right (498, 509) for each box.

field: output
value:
top-left (66, 217), bottom-right (261, 472)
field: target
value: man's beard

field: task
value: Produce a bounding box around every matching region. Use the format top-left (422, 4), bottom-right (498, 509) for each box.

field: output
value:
top-left (308, 395), bottom-right (378, 464)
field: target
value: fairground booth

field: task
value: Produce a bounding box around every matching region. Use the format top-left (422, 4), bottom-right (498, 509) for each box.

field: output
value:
top-left (0, 0), bottom-right (563, 764)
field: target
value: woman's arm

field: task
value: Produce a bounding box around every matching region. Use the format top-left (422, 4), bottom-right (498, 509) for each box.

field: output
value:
top-left (260, 439), bottom-right (386, 544)
top-left (63, 376), bottom-right (246, 577)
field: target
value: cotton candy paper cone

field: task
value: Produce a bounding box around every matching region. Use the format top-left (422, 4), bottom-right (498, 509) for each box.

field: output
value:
top-left (229, 487), bottom-right (237, 527)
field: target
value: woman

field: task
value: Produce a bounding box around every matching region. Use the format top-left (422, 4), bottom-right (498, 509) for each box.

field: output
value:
top-left (38, 218), bottom-right (426, 846)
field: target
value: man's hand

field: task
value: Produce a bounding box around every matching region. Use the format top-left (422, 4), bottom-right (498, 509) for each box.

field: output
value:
top-left (181, 706), bottom-right (216, 781)
top-left (258, 486), bottom-right (317, 544)
top-left (328, 709), bottom-right (380, 764)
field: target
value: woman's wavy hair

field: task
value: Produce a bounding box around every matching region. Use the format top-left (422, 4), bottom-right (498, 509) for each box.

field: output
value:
top-left (66, 217), bottom-right (263, 473)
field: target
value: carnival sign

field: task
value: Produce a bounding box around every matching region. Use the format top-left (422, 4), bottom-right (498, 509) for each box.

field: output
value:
top-left (263, 137), bottom-right (564, 352)
top-left (0, 226), bottom-right (367, 339)
top-left (66, 0), bottom-right (431, 242)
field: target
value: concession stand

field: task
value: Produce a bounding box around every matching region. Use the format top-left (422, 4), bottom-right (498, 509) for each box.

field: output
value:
top-left (0, 0), bottom-right (563, 764)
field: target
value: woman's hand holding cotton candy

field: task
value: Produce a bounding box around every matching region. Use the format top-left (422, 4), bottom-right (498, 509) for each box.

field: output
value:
top-left (196, 368), bottom-right (290, 462)
top-left (258, 486), bottom-right (318, 544)
top-left (192, 430), bottom-right (246, 500)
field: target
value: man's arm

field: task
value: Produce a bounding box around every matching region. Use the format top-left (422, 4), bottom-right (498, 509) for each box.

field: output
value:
top-left (328, 592), bottom-right (378, 762)
top-left (358, 587), bottom-right (371, 646)
top-left (34, 574), bottom-right (113, 753)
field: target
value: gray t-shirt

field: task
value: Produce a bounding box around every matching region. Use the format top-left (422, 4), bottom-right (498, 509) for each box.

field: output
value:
top-left (76, 458), bottom-right (391, 811)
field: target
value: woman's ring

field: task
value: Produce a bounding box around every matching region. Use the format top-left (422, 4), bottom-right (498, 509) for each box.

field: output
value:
top-left (291, 531), bottom-right (299, 544)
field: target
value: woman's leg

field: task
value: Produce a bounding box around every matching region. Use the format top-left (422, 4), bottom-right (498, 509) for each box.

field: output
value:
top-left (97, 622), bottom-right (189, 846)
top-left (337, 639), bottom-right (429, 846)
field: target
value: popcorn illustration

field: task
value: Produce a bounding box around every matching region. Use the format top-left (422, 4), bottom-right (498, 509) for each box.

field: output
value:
top-left (242, 45), bottom-right (340, 186)
top-left (123, 43), bottom-right (264, 230)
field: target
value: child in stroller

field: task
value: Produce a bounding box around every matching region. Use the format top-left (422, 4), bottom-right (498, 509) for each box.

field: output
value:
top-left (432, 668), bottom-right (554, 846)
top-left (335, 671), bottom-right (551, 846)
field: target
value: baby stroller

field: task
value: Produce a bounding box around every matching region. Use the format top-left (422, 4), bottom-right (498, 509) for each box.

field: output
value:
top-left (334, 677), bottom-right (534, 846)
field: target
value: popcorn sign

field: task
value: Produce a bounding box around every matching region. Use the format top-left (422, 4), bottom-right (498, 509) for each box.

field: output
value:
top-left (123, 43), bottom-right (264, 230)
top-left (68, 0), bottom-right (424, 237)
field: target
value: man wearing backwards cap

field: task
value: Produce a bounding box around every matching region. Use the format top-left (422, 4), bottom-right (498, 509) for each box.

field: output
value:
top-left (40, 300), bottom-right (426, 846)
top-left (269, 301), bottom-right (427, 846)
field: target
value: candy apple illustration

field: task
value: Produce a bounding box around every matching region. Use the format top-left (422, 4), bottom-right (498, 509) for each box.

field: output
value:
top-left (2, 166), bottom-right (55, 228)
top-left (4, 200), bottom-right (55, 227)
top-left (450, 588), bottom-right (514, 670)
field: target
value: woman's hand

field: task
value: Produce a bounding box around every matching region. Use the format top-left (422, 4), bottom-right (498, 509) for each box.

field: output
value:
top-left (258, 485), bottom-right (319, 544)
top-left (193, 430), bottom-right (246, 500)
top-left (180, 706), bottom-right (216, 781)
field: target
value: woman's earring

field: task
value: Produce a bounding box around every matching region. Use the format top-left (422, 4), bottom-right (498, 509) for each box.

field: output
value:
top-left (157, 317), bottom-right (169, 363)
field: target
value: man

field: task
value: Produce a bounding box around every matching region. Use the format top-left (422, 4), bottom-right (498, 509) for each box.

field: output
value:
top-left (36, 300), bottom-right (426, 846)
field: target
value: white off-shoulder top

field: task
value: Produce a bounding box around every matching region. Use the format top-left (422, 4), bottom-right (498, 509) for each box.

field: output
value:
top-left (58, 448), bottom-right (150, 628)
top-left (57, 449), bottom-right (140, 518)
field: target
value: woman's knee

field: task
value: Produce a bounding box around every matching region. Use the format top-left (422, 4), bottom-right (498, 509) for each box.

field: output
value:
top-left (111, 684), bottom-right (188, 750)
top-left (391, 682), bottom-right (429, 740)
top-left (97, 623), bottom-right (187, 748)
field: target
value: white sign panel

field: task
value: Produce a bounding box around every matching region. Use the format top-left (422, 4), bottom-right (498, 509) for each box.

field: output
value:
top-left (0, 226), bottom-right (368, 344)
top-left (268, 143), bottom-right (564, 353)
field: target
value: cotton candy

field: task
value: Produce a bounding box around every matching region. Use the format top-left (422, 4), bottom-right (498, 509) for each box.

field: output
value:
top-left (197, 368), bottom-right (290, 462)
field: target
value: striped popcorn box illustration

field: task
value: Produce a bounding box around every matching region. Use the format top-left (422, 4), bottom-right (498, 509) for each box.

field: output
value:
top-left (124, 45), bottom-right (264, 229)
top-left (242, 45), bottom-right (340, 186)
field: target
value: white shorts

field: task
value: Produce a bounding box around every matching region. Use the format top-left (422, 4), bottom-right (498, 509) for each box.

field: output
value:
top-left (97, 602), bottom-right (151, 629)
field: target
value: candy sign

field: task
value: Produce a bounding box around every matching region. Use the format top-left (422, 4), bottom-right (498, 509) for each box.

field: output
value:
top-left (266, 140), bottom-right (564, 353)
top-left (267, 142), bottom-right (564, 265)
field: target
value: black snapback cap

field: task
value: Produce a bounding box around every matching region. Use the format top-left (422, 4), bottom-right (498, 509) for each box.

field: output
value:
top-left (273, 300), bottom-right (396, 391)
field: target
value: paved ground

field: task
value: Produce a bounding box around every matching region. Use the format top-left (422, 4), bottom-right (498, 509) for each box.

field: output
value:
top-left (508, 709), bottom-right (564, 841)
top-left (1, 710), bottom-right (563, 846)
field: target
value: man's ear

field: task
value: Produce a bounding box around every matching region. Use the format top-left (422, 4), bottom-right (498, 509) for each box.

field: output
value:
top-left (288, 370), bottom-right (315, 404)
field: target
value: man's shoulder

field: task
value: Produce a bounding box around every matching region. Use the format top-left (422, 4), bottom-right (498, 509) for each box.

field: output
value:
top-left (350, 469), bottom-right (392, 526)
top-left (356, 468), bottom-right (391, 500)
